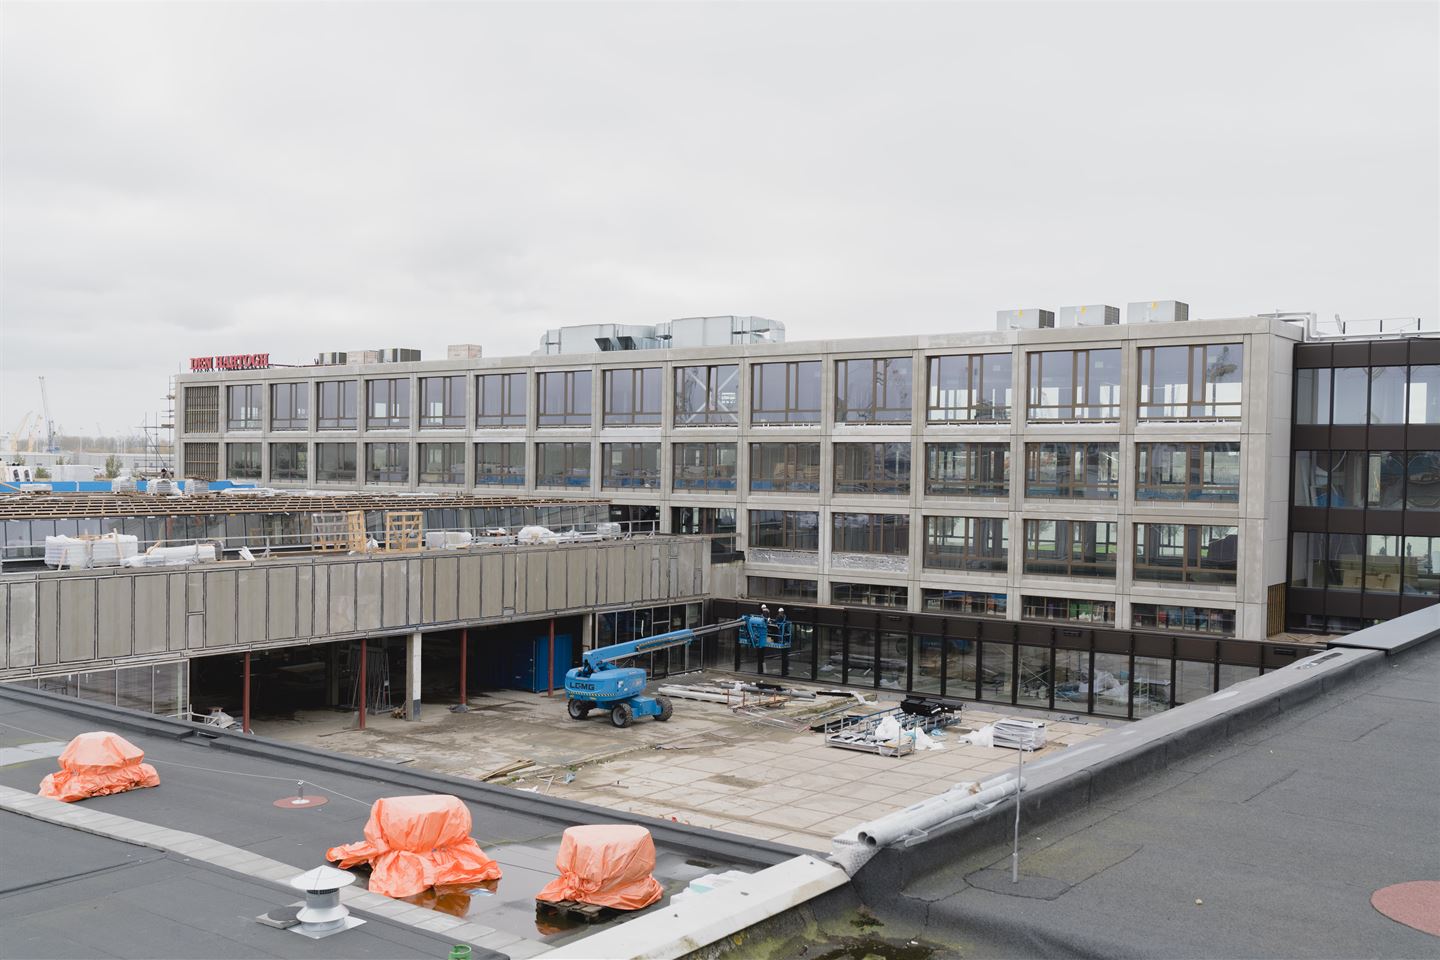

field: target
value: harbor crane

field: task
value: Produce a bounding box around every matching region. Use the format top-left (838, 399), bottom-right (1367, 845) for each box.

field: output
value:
top-left (563, 608), bottom-right (792, 728)
top-left (39, 377), bottom-right (59, 454)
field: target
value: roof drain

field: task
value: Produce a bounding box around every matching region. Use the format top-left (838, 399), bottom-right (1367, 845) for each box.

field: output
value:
top-left (288, 866), bottom-right (365, 939)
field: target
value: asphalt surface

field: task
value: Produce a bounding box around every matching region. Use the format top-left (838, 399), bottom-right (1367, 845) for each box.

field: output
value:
top-left (859, 638), bottom-right (1440, 959)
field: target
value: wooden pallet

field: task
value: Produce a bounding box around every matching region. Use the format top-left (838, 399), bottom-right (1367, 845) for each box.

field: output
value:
top-left (535, 899), bottom-right (615, 923)
top-left (383, 510), bottom-right (423, 552)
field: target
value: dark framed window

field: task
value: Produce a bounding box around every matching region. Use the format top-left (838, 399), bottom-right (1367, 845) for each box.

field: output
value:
top-left (748, 576), bottom-right (818, 603)
top-left (269, 442), bottom-right (307, 482)
top-left (226, 384), bottom-right (262, 430)
top-left (1409, 451), bottom-right (1440, 510)
top-left (475, 442), bottom-right (525, 487)
top-left (920, 589), bottom-right (1007, 617)
top-left (1331, 368), bottom-right (1370, 425)
top-left (602, 442), bottom-right (661, 490)
top-left (537, 370), bottom-right (593, 427)
top-left (927, 353), bottom-right (1012, 422)
top-left (270, 383), bottom-right (309, 431)
top-left (673, 443), bottom-right (737, 491)
top-left (1410, 366), bottom-right (1440, 424)
top-left (751, 360), bottom-right (821, 424)
top-left (834, 443), bottom-right (911, 495)
top-left (1024, 442), bottom-right (1120, 499)
top-left (366, 378), bottom-right (410, 429)
top-left (184, 386), bottom-right (219, 433)
top-left (1137, 343), bottom-right (1243, 419)
top-left (1132, 603), bottom-right (1236, 636)
top-left (315, 442), bottom-right (357, 483)
top-left (536, 442), bottom-right (591, 487)
top-left (365, 442), bottom-right (409, 484)
top-left (1293, 449), bottom-right (1438, 511)
top-left (476, 373), bottom-right (526, 427)
top-left (749, 442), bottom-right (821, 493)
top-left (922, 516), bottom-right (1008, 572)
top-left (1136, 442), bottom-right (1241, 501)
top-left (184, 442), bottom-right (219, 481)
top-left (418, 442), bottom-right (465, 485)
top-left (1021, 595), bottom-right (1115, 624)
top-left (419, 376), bottom-right (465, 428)
top-left (603, 368), bottom-right (662, 426)
top-left (317, 380), bottom-right (358, 430)
top-left (1135, 523), bottom-right (1238, 584)
top-left (748, 510), bottom-right (820, 551)
top-left (831, 582), bottom-right (908, 608)
top-left (1023, 520), bottom-right (1118, 579)
top-left (1026, 349), bottom-right (1121, 420)
top-left (925, 443), bottom-right (1009, 497)
top-left (1295, 368), bottom-right (1331, 425)
top-left (832, 512), bottom-right (910, 555)
top-left (675, 364), bottom-right (740, 426)
top-left (673, 507), bottom-right (738, 559)
top-left (835, 358), bottom-right (912, 423)
top-left (226, 442), bottom-right (261, 479)
top-left (1402, 536), bottom-right (1440, 596)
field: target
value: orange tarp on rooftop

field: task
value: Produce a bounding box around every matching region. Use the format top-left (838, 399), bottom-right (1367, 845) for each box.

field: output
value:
top-left (326, 794), bottom-right (502, 898)
top-left (38, 731), bottom-right (160, 803)
top-left (535, 824), bottom-right (663, 910)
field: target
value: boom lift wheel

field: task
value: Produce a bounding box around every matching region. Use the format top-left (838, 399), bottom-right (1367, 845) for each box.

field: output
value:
top-left (610, 703), bottom-right (633, 728)
top-left (655, 696), bottom-right (673, 722)
top-left (567, 699), bottom-right (591, 720)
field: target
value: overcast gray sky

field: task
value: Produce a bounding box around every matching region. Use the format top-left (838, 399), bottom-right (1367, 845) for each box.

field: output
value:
top-left (2, 1), bottom-right (1436, 436)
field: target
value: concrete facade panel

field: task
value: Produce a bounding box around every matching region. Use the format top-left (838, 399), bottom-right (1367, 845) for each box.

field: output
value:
top-left (353, 562), bottom-right (380, 631)
top-left (97, 578), bottom-right (132, 658)
top-left (205, 571), bottom-right (237, 647)
top-left (419, 558), bottom-right (436, 623)
top-left (568, 550), bottom-right (589, 608)
top-left (457, 555), bottom-right (481, 620)
top-left (58, 579), bottom-right (97, 663)
top-left (135, 575), bottom-right (168, 655)
top-left (6, 583), bottom-right (36, 669)
top-left (167, 574), bottom-right (186, 651)
top-left (478, 555), bottom-right (501, 618)
top-left (267, 567), bottom-right (297, 640)
top-left (381, 561), bottom-right (408, 628)
top-left (0, 586), bottom-right (8, 668)
top-left (406, 560), bottom-right (422, 626)
top-left (434, 557), bottom-right (459, 623)
top-left (38, 580), bottom-right (59, 665)
top-left (295, 566), bottom-right (313, 638)
top-left (236, 568), bottom-right (265, 644)
top-left (501, 554), bottom-right (516, 613)
top-left (525, 553), bottom-right (547, 614)
top-left (546, 552), bottom-right (566, 610)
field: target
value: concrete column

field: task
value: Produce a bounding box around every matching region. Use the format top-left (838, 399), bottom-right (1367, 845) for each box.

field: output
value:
top-left (407, 630), bottom-right (422, 720)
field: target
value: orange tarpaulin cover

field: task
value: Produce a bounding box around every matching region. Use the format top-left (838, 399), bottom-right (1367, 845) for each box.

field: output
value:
top-left (38, 731), bottom-right (160, 803)
top-left (535, 824), bottom-right (663, 910)
top-left (326, 794), bottom-right (502, 898)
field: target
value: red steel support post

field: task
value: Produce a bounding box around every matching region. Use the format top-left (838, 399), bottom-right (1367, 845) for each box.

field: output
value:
top-left (242, 651), bottom-right (251, 734)
top-left (459, 629), bottom-right (468, 705)
top-left (358, 640), bottom-right (367, 730)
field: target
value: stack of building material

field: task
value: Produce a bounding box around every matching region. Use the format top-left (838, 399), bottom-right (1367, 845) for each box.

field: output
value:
top-left (43, 534), bottom-right (139, 569)
top-left (121, 543), bottom-right (219, 567)
top-left (992, 718), bottom-right (1047, 751)
top-left (424, 531), bottom-right (473, 549)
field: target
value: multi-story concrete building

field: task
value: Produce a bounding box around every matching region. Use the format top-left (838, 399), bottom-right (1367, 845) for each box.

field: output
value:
top-left (175, 302), bottom-right (1303, 644)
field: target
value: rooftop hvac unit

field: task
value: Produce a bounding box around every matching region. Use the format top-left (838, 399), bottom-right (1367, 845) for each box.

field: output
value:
top-left (446, 344), bottom-right (483, 360)
top-left (1126, 300), bottom-right (1190, 324)
top-left (314, 352), bottom-right (348, 366)
top-left (995, 308), bottom-right (1055, 331)
top-left (1057, 305), bottom-right (1120, 328)
top-left (378, 348), bottom-right (421, 363)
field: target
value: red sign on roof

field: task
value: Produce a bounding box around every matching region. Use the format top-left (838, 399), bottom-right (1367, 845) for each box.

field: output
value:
top-left (190, 354), bottom-right (270, 372)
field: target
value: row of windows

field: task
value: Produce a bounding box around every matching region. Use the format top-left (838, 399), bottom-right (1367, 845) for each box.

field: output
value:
top-left (1295, 364), bottom-right (1440, 426)
top-left (1290, 532), bottom-right (1440, 596)
top-left (197, 343), bottom-right (1251, 434)
top-left (214, 438), bottom-right (1245, 503)
top-left (1292, 450), bottom-right (1440, 511)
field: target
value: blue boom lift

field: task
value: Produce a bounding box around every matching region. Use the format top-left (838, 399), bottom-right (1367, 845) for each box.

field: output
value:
top-left (564, 608), bottom-right (792, 728)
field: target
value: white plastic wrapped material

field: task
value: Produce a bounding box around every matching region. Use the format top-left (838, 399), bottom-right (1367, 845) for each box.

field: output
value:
top-left (424, 531), bottom-right (473, 549)
top-left (44, 535), bottom-right (139, 569)
top-left (122, 544), bottom-right (218, 567)
top-left (517, 525), bottom-right (559, 544)
top-left (912, 727), bottom-right (943, 751)
top-left (874, 715), bottom-right (902, 747)
top-left (596, 522), bottom-right (623, 538)
top-left (993, 718), bottom-right (1047, 751)
top-left (961, 724), bottom-right (995, 748)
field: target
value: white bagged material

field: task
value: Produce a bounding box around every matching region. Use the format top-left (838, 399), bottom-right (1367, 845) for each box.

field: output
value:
top-left (517, 525), bottom-right (559, 544)
top-left (122, 543), bottom-right (219, 567)
top-left (44, 534), bottom-right (139, 569)
top-left (912, 727), bottom-right (943, 751)
top-left (961, 724), bottom-right (995, 748)
top-left (874, 715), bottom-right (903, 747)
top-left (424, 531), bottom-right (473, 549)
top-left (993, 717), bottom-right (1047, 751)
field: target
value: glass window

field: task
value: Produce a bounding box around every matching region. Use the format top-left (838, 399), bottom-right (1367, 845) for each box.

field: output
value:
top-left (537, 370), bottom-right (593, 427)
top-left (913, 634), bottom-right (943, 694)
top-left (317, 380), bottom-right (358, 430)
top-left (602, 442), bottom-right (661, 490)
top-left (751, 360), bottom-right (821, 424)
top-left (1295, 368), bottom-right (1330, 425)
top-left (1133, 656), bottom-right (1172, 718)
top-left (1136, 442), bottom-right (1241, 501)
top-left (366, 378), bottom-right (410, 429)
top-left (1137, 344), bottom-right (1243, 419)
top-left (1134, 524), bottom-right (1239, 584)
top-left (1289, 531), bottom-right (1326, 588)
top-left (1132, 603), bottom-right (1236, 636)
top-left (833, 443), bottom-right (911, 495)
top-left (922, 516), bottom-right (1008, 572)
top-left (1326, 533), bottom-right (1365, 590)
top-left (673, 443), bottom-right (737, 491)
top-left (1024, 443), bottom-right (1120, 499)
top-left (1329, 451), bottom-right (1367, 509)
top-left (1403, 536), bottom-right (1440, 596)
top-left (831, 582), bottom-right (908, 608)
top-left (1331, 368), bottom-right (1369, 424)
top-left (1408, 451), bottom-right (1440, 510)
top-left (476, 373), bottom-right (526, 427)
top-left (927, 353), bottom-right (1012, 422)
top-left (269, 442), bottom-right (307, 482)
top-left (925, 442), bottom-right (1009, 498)
top-left (1369, 367), bottom-right (1407, 424)
top-left (226, 384), bottom-right (262, 430)
top-left (418, 442), bottom-right (465, 485)
top-left (920, 589), bottom-right (1007, 617)
top-left (603, 368), bottom-right (662, 426)
top-left (1027, 349), bottom-right (1121, 420)
top-left (1293, 451), bottom-right (1322, 508)
top-left (747, 576), bottom-right (818, 603)
top-left (1175, 660), bottom-right (1216, 704)
top-left (1218, 663), bottom-right (1261, 690)
top-left (270, 383), bottom-right (309, 431)
top-left (749, 442), bottom-right (821, 493)
top-left (673, 507), bottom-right (737, 559)
top-left (365, 442), bottom-right (409, 484)
top-left (1366, 451), bottom-right (1405, 509)
top-left (1022, 595), bottom-right (1116, 624)
top-left (315, 442), bottom-right (356, 483)
top-left (675, 364), bottom-right (739, 426)
top-left (1093, 651), bottom-right (1131, 717)
top-left (748, 511), bottom-right (820, 551)
top-left (1408, 366), bottom-right (1440, 424)
top-left (535, 442), bottom-right (591, 487)
top-left (419, 376), bottom-right (465, 428)
top-left (226, 443), bottom-right (261, 479)
top-left (835, 358), bottom-right (913, 423)
top-left (1365, 535), bottom-right (1402, 593)
top-left (832, 513), bottom-right (910, 555)
top-left (980, 644), bottom-right (1014, 703)
top-left (1023, 520), bottom-right (1117, 578)
top-left (475, 443), bottom-right (524, 487)
top-left (184, 442), bottom-right (219, 481)
top-left (1016, 646), bottom-right (1051, 709)
top-left (184, 385), bottom-right (220, 433)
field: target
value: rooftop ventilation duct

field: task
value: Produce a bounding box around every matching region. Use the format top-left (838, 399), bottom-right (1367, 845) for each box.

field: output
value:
top-left (995, 309), bottom-right (1055, 331)
top-left (287, 866), bottom-right (364, 939)
top-left (1126, 301), bottom-right (1189, 324)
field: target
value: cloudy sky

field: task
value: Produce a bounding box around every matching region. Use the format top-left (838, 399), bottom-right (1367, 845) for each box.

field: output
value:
top-left (2, 1), bottom-right (1436, 436)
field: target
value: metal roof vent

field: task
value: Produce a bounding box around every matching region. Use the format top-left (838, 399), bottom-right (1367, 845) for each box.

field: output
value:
top-left (288, 866), bottom-right (364, 939)
top-left (995, 308), bottom-right (1055, 331)
top-left (1057, 305), bottom-right (1120, 327)
top-left (1126, 300), bottom-right (1190, 324)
